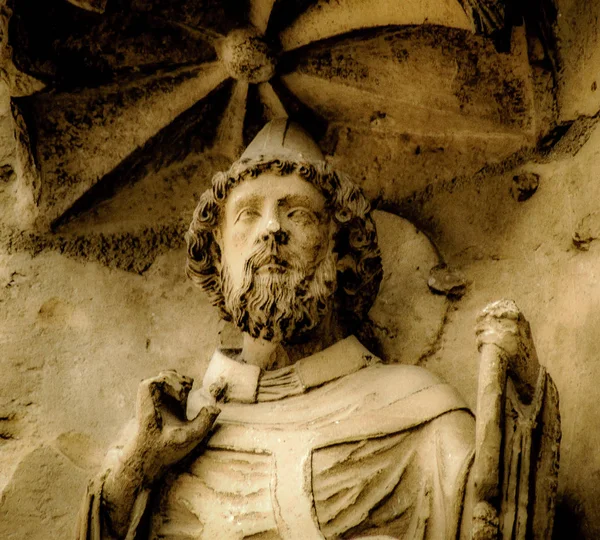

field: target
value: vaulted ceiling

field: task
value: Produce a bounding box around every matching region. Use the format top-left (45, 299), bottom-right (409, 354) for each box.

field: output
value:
top-left (7, 0), bottom-right (545, 250)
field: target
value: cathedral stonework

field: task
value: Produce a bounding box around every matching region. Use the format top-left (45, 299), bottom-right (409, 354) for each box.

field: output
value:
top-left (2, 1), bottom-right (599, 539)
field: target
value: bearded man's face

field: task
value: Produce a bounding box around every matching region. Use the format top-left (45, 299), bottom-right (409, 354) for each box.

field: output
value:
top-left (217, 172), bottom-right (337, 343)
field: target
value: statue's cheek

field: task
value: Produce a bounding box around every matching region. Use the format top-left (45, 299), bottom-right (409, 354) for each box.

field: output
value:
top-left (227, 223), bottom-right (258, 250)
top-left (292, 225), bottom-right (331, 264)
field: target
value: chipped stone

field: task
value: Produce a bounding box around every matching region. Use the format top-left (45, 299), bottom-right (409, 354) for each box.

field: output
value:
top-left (428, 264), bottom-right (468, 297)
top-left (573, 211), bottom-right (600, 251)
top-left (511, 172), bottom-right (540, 202)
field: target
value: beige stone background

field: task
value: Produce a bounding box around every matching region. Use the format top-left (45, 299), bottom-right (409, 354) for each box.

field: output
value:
top-left (0, 0), bottom-right (600, 538)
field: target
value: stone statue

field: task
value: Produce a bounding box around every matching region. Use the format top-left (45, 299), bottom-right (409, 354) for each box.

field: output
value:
top-left (77, 119), bottom-right (559, 540)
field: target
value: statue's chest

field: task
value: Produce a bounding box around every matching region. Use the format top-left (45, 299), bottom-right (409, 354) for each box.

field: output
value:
top-left (152, 446), bottom-right (281, 539)
top-left (151, 396), bottom-right (350, 540)
top-left (148, 366), bottom-right (467, 540)
top-left (151, 422), bottom-right (409, 540)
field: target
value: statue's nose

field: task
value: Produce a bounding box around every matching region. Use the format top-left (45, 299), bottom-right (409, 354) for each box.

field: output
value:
top-left (261, 216), bottom-right (288, 244)
top-left (266, 216), bottom-right (280, 233)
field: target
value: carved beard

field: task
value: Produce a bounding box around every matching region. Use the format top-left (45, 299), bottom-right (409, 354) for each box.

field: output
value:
top-left (221, 241), bottom-right (337, 343)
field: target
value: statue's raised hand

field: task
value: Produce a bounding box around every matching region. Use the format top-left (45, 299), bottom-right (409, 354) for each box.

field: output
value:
top-left (102, 370), bottom-right (221, 537)
top-left (125, 370), bottom-right (221, 484)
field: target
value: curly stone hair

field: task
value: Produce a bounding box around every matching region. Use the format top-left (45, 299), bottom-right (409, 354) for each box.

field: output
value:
top-left (186, 157), bottom-right (383, 336)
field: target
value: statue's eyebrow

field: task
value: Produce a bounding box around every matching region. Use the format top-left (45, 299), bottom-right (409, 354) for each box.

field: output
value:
top-left (231, 193), bottom-right (262, 214)
top-left (229, 192), bottom-right (324, 216)
top-left (278, 194), bottom-right (321, 209)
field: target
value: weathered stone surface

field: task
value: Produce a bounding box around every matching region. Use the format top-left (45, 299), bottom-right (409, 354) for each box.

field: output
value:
top-left (8, 0), bottom-right (538, 230)
top-left (428, 263), bottom-right (468, 297)
top-left (128, 0), bottom-right (247, 36)
top-left (553, 0), bottom-right (600, 121)
top-left (218, 28), bottom-right (277, 83)
top-left (457, 0), bottom-right (511, 35)
top-left (66, 0), bottom-right (107, 13)
top-left (0, 0), bottom-right (598, 536)
top-left (277, 0), bottom-right (472, 51)
top-left (0, 436), bottom-right (100, 540)
top-left (10, 3), bottom-right (217, 84)
top-left (2, 224), bottom-right (187, 274)
top-left (0, 249), bottom-right (221, 496)
top-left (54, 152), bottom-right (228, 236)
top-left (369, 211), bottom-right (448, 365)
top-left (572, 211), bottom-right (600, 251)
top-left (0, 102), bottom-right (35, 229)
top-left (29, 63), bottom-right (227, 229)
top-left (283, 26), bottom-right (533, 134)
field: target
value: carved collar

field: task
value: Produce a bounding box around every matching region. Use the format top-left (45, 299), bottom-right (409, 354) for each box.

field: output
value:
top-left (202, 336), bottom-right (379, 403)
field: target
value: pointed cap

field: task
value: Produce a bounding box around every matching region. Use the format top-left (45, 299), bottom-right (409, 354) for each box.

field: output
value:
top-left (240, 118), bottom-right (324, 163)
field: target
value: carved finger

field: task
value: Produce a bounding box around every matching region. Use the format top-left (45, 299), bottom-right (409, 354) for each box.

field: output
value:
top-left (187, 405), bottom-right (221, 442)
top-left (186, 388), bottom-right (219, 420)
top-left (208, 376), bottom-right (228, 402)
top-left (165, 406), bottom-right (220, 459)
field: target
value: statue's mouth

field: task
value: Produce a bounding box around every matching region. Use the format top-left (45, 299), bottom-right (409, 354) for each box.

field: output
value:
top-left (256, 255), bottom-right (289, 274)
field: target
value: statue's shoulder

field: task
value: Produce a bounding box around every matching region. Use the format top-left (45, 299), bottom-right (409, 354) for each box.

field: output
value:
top-left (299, 357), bottom-right (462, 419)
top-left (342, 360), bottom-right (445, 396)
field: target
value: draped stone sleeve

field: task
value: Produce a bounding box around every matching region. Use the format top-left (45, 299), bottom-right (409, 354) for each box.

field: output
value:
top-left (75, 465), bottom-right (152, 539)
top-left (472, 300), bottom-right (561, 540)
top-left (76, 471), bottom-right (111, 540)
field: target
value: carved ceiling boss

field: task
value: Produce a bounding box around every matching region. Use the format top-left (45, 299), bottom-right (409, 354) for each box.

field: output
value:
top-left (77, 119), bottom-right (559, 540)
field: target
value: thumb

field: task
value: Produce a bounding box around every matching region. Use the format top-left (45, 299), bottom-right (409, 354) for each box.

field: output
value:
top-left (186, 387), bottom-right (219, 420)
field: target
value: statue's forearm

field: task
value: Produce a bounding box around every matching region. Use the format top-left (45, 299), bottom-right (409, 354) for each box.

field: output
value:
top-left (100, 448), bottom-right (148, 539)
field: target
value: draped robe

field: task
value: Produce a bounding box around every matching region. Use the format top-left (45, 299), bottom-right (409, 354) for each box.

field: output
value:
top-left (78, 336), bottom-right (475, 540)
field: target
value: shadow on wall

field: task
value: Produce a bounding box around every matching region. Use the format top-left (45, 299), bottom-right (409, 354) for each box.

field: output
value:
top-left (553, 494), bottom-right (589, 540)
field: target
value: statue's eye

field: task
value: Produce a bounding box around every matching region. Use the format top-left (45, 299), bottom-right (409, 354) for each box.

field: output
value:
top-left (235, 208), bottom-right (260, 223)
top-left (287, 208), bottom-right (315, 224)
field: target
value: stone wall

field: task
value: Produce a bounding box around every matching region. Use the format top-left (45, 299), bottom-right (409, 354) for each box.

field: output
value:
top-left (553, 0), bottom-right (600, 121)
